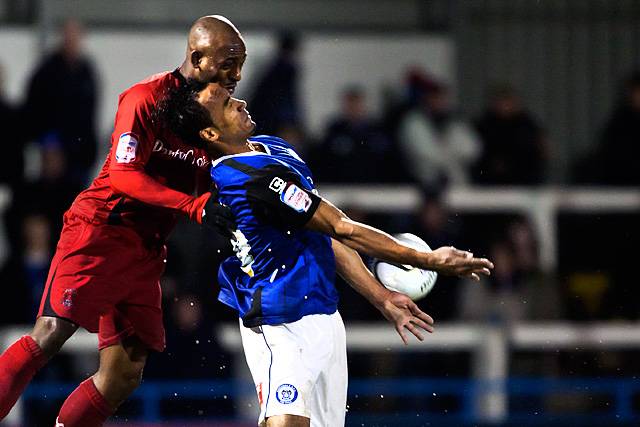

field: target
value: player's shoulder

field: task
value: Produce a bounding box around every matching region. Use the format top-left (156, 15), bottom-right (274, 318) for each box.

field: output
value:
top-left (212, 150), bottom-right (292, 185)
top-left (213, 151), bottom-right (277, 173)
top-left (250, 134), bottom-right (306, 162)
top-left (249, 135), bottom-right (294, 151)
top-left (118, 70), bottom-right (177, 108)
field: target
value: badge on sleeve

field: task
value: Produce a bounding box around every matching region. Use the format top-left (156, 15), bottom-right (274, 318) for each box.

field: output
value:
top-left (115, 132), bottom-right (138, 163)
top-left (280, 183), bottom-right (313, 213)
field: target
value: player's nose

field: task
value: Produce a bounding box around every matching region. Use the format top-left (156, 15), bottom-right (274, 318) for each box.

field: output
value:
top-left (230, 66), bottom-right (242, 82)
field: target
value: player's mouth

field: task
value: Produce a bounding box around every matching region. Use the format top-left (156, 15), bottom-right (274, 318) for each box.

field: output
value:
top-left (225, 84), bottom-right (236, 94)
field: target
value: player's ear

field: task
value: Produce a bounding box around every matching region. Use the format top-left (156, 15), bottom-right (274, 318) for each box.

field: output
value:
top-left (190, 50), bottom-right (202, 68)
top-left (199, 126), bottom-right (220, 143)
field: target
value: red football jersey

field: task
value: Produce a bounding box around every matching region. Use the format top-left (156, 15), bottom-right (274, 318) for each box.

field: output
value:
top-left (69, 70), bottom-right (211, 242)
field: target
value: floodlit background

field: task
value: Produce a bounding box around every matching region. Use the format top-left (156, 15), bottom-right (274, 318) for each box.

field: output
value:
top-left (0, 1), bottom-right (639, 426)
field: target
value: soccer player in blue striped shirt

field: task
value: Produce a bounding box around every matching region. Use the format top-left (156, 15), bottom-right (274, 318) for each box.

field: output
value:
top-left (159, 81), bottom-right (493, 427)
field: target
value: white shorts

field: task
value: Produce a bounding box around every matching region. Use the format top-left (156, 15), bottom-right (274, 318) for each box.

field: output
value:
top-left (239, 311), bottom-right (347, 426)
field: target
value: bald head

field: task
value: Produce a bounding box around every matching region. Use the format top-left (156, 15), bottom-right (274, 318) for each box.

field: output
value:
top-left (188, 15), bottom-right (240, 49)
top-left (181, 15), bottom-right (246, 91)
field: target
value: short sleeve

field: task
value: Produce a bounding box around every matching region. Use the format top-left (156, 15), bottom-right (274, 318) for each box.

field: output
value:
top-left (243, 163), bottom-right (321, 229)
top-left (109, 86), bottom-right (156, 171)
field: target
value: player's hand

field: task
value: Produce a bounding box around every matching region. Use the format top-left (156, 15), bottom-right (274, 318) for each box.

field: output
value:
top-left (429, 246), bottom-right (493, 281)
top-left (379, 291), bottom-right (434, 345)
top-left (201, 192), bottom-right (236, 236)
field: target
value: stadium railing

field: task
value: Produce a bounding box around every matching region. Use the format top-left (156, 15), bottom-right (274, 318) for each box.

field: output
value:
top-left (319, 185), bottom-right (640, 271)
top-left (2, 185), bottom-right (638, 275)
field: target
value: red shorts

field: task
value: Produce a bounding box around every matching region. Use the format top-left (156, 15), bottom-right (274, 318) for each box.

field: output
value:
top-left (38, 212), bottom-right (167, 352)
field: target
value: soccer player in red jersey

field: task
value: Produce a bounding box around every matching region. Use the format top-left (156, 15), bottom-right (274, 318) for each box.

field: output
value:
top-left (0, 16), bottom-right (243, 426)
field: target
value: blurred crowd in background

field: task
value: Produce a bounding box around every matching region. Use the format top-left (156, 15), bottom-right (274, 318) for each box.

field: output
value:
top-left (0, 20), bottom-right (638, 422)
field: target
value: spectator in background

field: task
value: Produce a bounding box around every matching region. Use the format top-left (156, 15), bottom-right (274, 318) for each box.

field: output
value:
top-left (595, 71), bottom-right (640, 185)
top-left (248, 32), bottom-right (301, 135)
top-left (0, 63), bottom-right (24, 189)
top-left (0, 61), bottom-right (25, 252)
top-left (312, 86), bottom-right (398, 183)
top-left (19, 143), bottom-right (84, 242)
top-left (148, 294), bottom-right (223, 379)
top-left (474, 84), bottom-right (547, 185)
top-left (0, 62), bottom-right (28, 324)
top-left (23, 19), bottom-right (98, 187)
top-left (397, 79), bottom-right (480, 191)
top-left (21, 214), bottom-right (52, 317)
top-left (0, 144), bottom-right (83, 324)
top-left (458, 217), bottom-right (551, 322)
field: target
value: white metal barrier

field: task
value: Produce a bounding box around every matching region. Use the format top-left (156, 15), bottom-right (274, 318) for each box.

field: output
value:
top-left (1, 184), bottom-right (638, 273)
top-left (319, 185), bottom-right (640, 271)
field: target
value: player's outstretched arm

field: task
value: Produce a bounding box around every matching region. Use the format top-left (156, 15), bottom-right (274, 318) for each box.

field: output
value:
top-left (331, 239), bottom-right (434, 345)
top-left (306, 199), bottom-right (494, 281)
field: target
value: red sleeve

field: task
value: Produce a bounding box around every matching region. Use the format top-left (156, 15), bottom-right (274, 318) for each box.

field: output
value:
top-left (109, 85), bottom-right (156, 172)
top-left (107, 84), bottom-right (209, 223)
top-left (111, 169), bottom-right (210, 223)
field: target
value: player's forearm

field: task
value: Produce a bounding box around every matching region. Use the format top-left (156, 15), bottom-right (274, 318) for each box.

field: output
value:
top-left (336, 220), bottom-right (434, 269)
top-left (307, 200), bottom-right (435, 269)
top-left (331, 239), bottom-right (391, 308)
top-left (110, 168), bottom-right (205, 221)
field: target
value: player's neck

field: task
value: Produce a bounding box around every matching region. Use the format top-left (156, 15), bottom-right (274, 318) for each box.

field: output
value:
top-left (178, 61), bottom-right (195, 80)
top-left (236, 140), bottom-right (265, 154)
top-left (219, 139), bottom-right (262, 156)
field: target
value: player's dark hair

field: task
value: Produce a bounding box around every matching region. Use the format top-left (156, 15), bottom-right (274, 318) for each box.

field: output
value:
top-left (154, 78), bottom-right (213, 148)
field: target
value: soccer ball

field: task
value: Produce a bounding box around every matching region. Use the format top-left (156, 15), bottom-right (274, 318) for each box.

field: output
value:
top-left (371, 233), bottom-right (438, 301)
